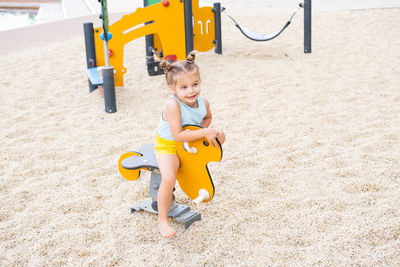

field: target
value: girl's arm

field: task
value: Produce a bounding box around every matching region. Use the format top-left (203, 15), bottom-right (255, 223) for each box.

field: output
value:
top-left (201, 98), bottom-right (225, 145)
top-left (199, 98), bottom-right (212, 128)
top-left (165, 98), bottom-right (219, 146)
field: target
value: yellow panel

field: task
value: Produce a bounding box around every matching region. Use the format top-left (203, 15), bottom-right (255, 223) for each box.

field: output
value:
top-left (92, 0), bottom-right (218, 87)
top-left (176, 125), bottom-right (222, 202)
top-left (153, 33), bottom-right (163, 59)
top-left (94, 0), bottom-right (187, 86)
top-left (193, 6), bottom-right (216, 52)
top-left (118, 152), bottom-right (142, 181)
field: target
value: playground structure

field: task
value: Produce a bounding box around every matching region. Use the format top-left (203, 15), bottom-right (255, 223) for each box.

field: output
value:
top-left (84, 0), bottom-right (311, 113)
top-left (84, 0), bottom-right (222, 113)
top-left (118, 125), bottom-right (223, 229)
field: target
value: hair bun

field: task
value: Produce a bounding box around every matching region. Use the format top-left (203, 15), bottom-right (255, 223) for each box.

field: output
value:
top-left (186, 51), bottom-right (196, 63)
top-left (159, 60), bottom-right (172, 72)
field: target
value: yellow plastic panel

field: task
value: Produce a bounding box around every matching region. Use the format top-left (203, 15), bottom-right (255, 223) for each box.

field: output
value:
top-left (193, 6), bottom-right (216, 52)
top-left (152, 33), bottom-right (163, 59)
top-left (94, 0), bottom-right (187, 86)
top-left (118, 152), bottom-right (142, 181)
top-left (176, 125), bottom-right (222, 202)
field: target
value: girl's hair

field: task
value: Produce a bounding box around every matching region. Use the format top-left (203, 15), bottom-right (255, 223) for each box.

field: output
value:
top-left (159, 51), bottom-right (200, 86)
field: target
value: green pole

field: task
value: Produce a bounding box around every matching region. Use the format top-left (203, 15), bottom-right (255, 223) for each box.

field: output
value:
top-left (100, 0), bottom-right (116, 113)
top-left (147, 0), bottom-right (162, 5)
top-left (101, 0), bottom-right (110, 67)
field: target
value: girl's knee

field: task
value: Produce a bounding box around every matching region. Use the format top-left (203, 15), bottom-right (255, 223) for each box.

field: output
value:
top-left (161, 173), bottom-right (176, 187)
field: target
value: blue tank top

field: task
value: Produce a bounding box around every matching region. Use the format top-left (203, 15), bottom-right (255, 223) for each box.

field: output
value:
top-left (157, 95), bottom-right (207, 141)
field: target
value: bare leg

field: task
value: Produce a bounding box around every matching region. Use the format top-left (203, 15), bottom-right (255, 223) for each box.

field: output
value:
top-left (156, 154), bottom-right (180, 238)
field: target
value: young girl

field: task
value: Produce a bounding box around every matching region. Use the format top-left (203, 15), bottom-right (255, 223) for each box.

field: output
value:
top-left (155, 51), bottom-right (225, 238)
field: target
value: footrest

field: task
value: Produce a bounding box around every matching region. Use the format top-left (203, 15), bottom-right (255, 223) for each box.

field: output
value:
top-left (131, 199), bottom-right (201, 229)
top-left (131, 200), bottom-right (156, 214)
top-left (175, 210), bottom-right (201, 229)
top-left (86, 67), bottom-right (104, 86)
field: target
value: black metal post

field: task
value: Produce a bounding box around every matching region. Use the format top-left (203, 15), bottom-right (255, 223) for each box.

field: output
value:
top-left (304, 0), bottom-right (311, 53)
top-left (83, 22), bottom-right (97, 92)
top-left (144, 0), bottom-right (154, 66)
top-left (103, 67), bottom-right (117, 113)
top-left (213, 2), bottom-right (222, 54)
top-left (183, 0), bottom-right (194, 55)
top-left (144, 0), bottom-right (165, 75)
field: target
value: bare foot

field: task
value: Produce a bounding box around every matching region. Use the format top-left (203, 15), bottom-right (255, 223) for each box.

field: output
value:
top-left (158, 221), bottom-right (176, 238)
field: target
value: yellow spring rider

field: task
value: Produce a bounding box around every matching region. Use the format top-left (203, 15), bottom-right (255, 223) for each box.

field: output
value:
top-left (118, 126), bottom-right (223, 229)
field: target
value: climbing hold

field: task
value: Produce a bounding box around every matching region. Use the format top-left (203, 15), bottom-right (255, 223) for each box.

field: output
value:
top-left (100, 32), bottom-right (112, 41)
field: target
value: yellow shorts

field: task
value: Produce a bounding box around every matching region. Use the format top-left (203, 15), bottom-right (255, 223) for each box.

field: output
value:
top-left (154, 134), bottom-right (177, 158)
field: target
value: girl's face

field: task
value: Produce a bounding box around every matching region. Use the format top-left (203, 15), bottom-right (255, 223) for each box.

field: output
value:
top-left (170, 71), bottom-right (201, 108)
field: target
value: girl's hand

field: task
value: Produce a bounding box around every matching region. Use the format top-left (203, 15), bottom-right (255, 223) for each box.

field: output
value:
top-left (217, 131), bottom-right (225, 145)
top-left (203, 128), bottom-right (219, 147)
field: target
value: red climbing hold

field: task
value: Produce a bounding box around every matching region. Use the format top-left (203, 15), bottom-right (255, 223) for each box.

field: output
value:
top-left (165, 55), bottom-right (177, 62)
